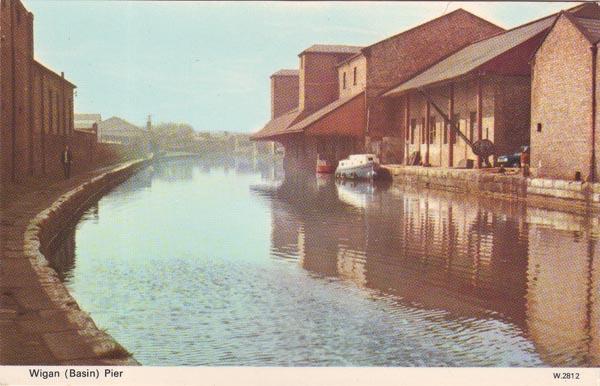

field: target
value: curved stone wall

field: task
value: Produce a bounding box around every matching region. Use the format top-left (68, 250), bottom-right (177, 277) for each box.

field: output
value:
top-left (19, 159), bottom-right (150, 365)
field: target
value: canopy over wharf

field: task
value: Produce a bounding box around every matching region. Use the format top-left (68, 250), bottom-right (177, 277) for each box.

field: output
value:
top-left (383, 2), bottom-right (600, 170)
top-left (251, 92), bottom-right (366, 173)
top-left (251, 44), bottom-right (364, 173)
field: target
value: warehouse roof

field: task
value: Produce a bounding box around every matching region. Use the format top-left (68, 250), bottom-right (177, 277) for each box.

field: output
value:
top-left (299, 44), bottom-right (363, 55)
top-left (286, 92), bottom-right (364, 134)
top-left (271, 69), bottom-right (300, 77)
top-left (383, 15), bottom-right (555, 97)
top-left (250, 109), bottom-right (303, 140)
top-left (570, 15), bottom-right (600, 43)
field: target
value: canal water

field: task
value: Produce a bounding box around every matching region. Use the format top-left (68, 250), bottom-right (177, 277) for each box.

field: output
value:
top-left (48, 158), bottom-right (600, 366)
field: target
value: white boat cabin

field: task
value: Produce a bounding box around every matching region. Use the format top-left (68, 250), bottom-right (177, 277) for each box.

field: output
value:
top-left (338, 154), bottom-right (380, 169)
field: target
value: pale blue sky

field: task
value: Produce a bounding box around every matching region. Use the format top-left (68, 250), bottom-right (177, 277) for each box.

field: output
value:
top-left (25, 1), bottom-right (572, 132)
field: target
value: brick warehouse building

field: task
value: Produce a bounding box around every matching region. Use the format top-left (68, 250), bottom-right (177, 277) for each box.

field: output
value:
top-left (251, 9), bottom-right (504, 172)
top-left (1, 0), bottom-right (81, 184)
top-left (382, 2), bottom-right (600, 173)
top-left (251, 44), bottom-right (363, 173)
top-left (531, 9), bottom-right (600, 181)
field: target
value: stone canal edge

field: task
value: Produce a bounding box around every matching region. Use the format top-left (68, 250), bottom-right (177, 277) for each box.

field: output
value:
top-left (1, 159), bottom-right (151, 365)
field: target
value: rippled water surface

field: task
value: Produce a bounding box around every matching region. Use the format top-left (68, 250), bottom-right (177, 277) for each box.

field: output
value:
top-left (48, 158), bottom-right (600, 366)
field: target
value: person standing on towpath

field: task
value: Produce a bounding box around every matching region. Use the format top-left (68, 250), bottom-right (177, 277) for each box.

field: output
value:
top-left (60, 144), bottom-right (73, 179)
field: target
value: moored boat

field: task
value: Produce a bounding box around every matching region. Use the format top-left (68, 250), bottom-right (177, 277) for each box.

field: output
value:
top-left (335, 154), bottom-right (381, 179)
top-left (316, 157), bottom-right (336, 174)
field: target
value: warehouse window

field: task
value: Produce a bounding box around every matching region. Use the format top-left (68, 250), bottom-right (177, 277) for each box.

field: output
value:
top-left (537, 123), bottom-right (542, 132)
top-left (353, 67), bottom-right (357, 86)
top-left (342, 72), bottom-right (346, 89)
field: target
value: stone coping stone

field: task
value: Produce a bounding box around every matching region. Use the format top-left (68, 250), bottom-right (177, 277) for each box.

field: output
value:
top-left (384, 165), bottom-right (599, 211)
top-left (6, 158), bottom-right (149, 365)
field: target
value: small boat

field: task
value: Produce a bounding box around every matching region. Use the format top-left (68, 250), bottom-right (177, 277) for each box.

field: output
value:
top-left (335, 154), bottom-right (381, 179)
top-left (316, 156), bottom-right (336, 174)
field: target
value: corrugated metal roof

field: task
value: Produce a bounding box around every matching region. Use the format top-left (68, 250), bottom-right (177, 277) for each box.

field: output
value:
top-left (286, 92), bottom-right (364, 133)
top-left (271, 69), bottom-right (299, 77)
top-left (250, 109), bottom-right (303, 140)
top-left (574, 16), bottom-right (600, 43)
top-left (383, 15), bottom-right (555, 97)
top-left (300, 44), bottom-right (363, 55)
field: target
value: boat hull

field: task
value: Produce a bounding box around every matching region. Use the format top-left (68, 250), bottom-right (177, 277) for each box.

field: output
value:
top-left (316, 164), bottom-right (335, 174)
top-left (335, 163), bottom-right (379, 179)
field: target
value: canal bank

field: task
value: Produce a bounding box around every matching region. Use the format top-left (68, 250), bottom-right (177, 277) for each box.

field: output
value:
top-left (383, 165), bottom-right (600, 215)
top-left (1, 158), bottom-right (150, 365)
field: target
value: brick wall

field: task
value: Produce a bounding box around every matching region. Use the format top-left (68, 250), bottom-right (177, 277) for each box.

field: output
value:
top-left (1, 0), bottom-right (34, 183)
top-left (338, 55), bottom-right (367, 99)
top-left (31, 63), bottom-right (76, 177)
top-left (299, 52), bottom-right (356, 113)
top-left (1, 0), bottom-right (83, 184)
top-left (271, 73), bottom-right (299, 118)
top-left (531, 15), bottom-right (593, 181)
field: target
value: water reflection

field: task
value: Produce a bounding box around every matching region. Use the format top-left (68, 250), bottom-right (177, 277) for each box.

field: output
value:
top-left (252, 173), bottom-right (600, 366)
top-left (47, 158), bottom-right (600, 366)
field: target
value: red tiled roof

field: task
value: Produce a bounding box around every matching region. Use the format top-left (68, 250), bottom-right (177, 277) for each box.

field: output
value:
top-left (250, 109), bottom-right (303, 140)
top-left (286, 92), bottom-right (364, 133)
top-left (300, 44), bottom-right (363, 55)
top-left (251, 92), bottom-right (365, 140)
top-left (383, 15), bottom-right (555, 97)
top-left (271, 69), bottom-right (300, 77)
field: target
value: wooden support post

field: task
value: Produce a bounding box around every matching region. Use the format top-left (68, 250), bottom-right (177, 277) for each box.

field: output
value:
top-left (405, 94), bottom-right (410, 164)
top-left (425, 101), bottom-right (431, 166)
top-left (448, 83), bottom-right (454, 167)
top-left (476, 75), bottom-right (483, 168)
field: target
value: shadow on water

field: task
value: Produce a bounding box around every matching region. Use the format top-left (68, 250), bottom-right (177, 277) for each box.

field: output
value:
top-left (251, 171), bottom-right (600, 367)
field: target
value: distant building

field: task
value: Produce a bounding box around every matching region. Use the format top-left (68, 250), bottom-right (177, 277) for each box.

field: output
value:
top-left (74, 113), bottom-right (101, 134)
top-left (97, 116), bottom-right (148, 145)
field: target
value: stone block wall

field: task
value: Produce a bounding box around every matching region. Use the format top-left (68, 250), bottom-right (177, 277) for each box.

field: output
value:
top-left (384, 165), bottom-right (600, 209)
top-left (531, 15), bottom-right (594, 181)
top-left (299, 52), bottom-right (356, 113)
